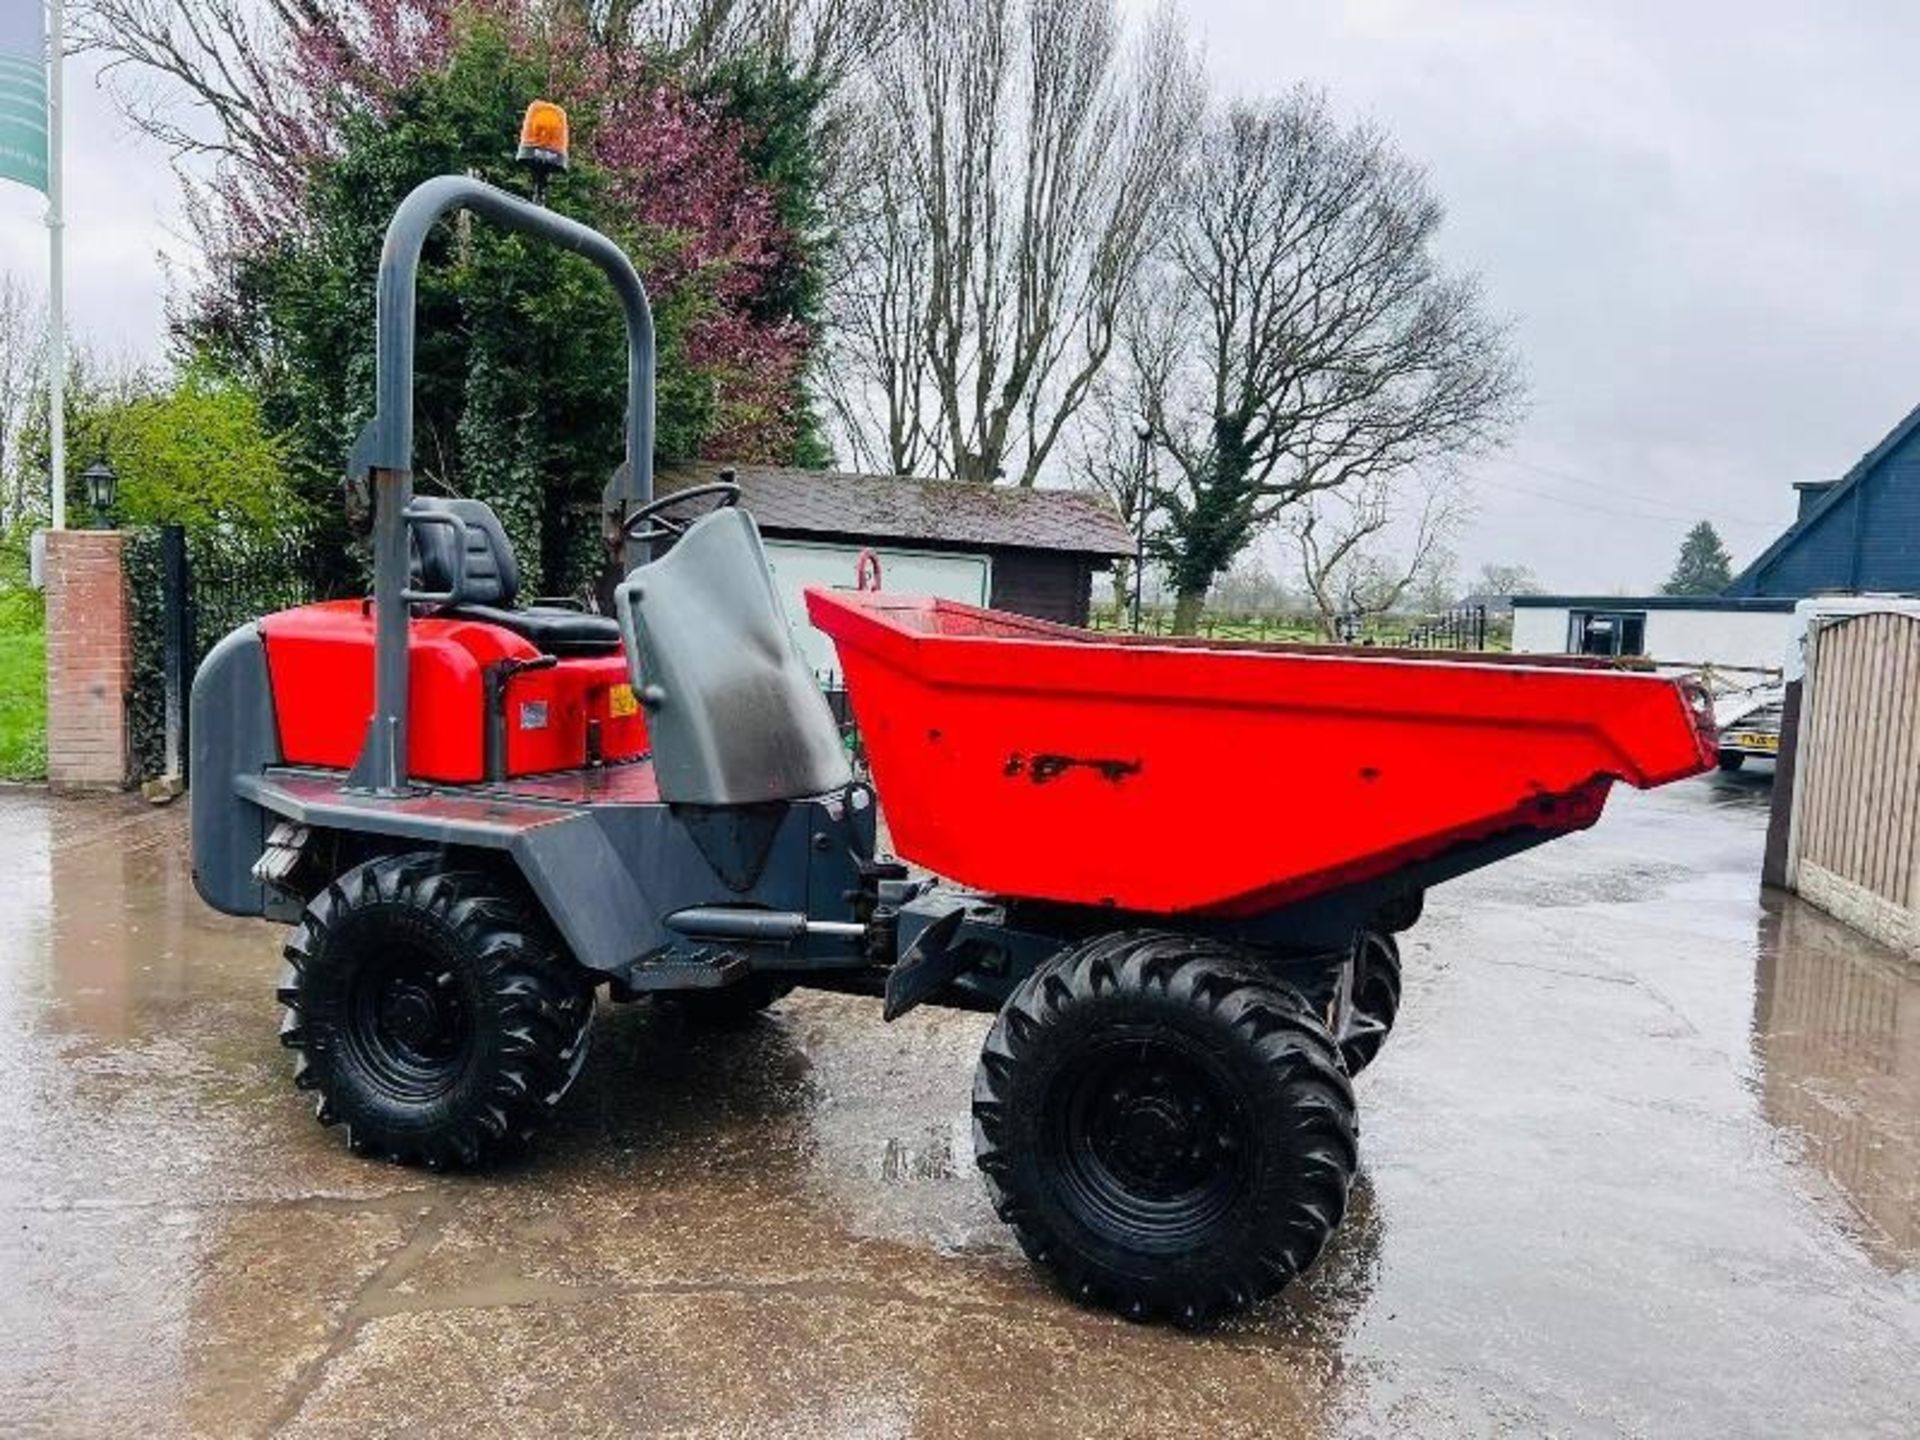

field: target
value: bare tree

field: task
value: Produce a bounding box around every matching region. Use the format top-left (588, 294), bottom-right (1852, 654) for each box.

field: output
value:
top-left (1290, 472), bottom-right (1464, 640)
top-left (1210, 557), bottom-right (1289, 617)
top-left (1408, 542), bottom-right (1461, 614)
top-left (78, 0), bottom-right (896, 199)
top-left (0, 277), bottom-right (47, 533)
top-left (826, 0), bottom-right (1198, 484)
top-left (1475, 561), bottom-right (1543, 598)
top-left (1067, 351), bottom-right (1163, 622)
top-left (603, 0), bottom-right (894, 89)
top-left (75, 0), bottom-right (356, 168)
top-left (1144, 88), bottom-right (1523, 633)
top-left (1060, 273), bottom-right (1195, 620)
top-left (818, 118), bottom-right (935, 474)
top-left (76, 0), bottom-right (457, 253)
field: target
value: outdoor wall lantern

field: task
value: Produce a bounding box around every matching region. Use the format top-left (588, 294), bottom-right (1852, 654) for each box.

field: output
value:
top-left (82, 456), bottom-right (119, 529)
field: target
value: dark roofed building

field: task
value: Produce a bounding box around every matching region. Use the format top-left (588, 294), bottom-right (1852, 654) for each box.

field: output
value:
top-left (1725, 403), bottom-right (1920, 597)
top-left (1791, 479), bottom-right (1838, 520)
top-left (1512, 400), bottom-right (1920, 670)
top-left (657, 463), bottom-right (1135, 631)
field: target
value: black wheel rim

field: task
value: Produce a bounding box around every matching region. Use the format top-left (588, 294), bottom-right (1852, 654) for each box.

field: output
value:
top-left (343, 937), bottom-right (473, 1102)
top-left (1046, 1036), bottom-right (1249, 1252)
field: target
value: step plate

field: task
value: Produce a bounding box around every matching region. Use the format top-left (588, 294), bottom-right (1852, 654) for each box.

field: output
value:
top-left (623, 949), bottom-right (751, 993)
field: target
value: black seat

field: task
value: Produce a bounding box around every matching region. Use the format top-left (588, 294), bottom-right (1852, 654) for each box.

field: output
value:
top-left (409, 497), bottom-right (622, 656)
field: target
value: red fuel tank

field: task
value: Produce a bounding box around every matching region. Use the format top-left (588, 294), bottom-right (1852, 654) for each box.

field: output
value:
top-left (258, 600), bottom-right (646, 782)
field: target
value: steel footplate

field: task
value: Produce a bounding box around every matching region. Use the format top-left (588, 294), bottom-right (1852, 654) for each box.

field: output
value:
top-left (251, 821), bottom-right (311, 886)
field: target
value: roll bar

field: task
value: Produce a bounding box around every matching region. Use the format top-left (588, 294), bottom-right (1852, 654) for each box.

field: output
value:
top-left (345, 176), bottom-right (656, 796)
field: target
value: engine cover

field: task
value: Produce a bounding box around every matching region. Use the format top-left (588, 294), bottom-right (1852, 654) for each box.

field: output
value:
top-left (258, 600), bottom-right (646, 782)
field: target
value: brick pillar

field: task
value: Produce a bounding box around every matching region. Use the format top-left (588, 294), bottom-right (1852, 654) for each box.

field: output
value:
top-left (44, 530), bottom-right (133, 790)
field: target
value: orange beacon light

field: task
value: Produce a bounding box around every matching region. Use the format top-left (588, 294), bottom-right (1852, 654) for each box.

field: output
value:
top-left (517, 101), bottom-right (570, 200)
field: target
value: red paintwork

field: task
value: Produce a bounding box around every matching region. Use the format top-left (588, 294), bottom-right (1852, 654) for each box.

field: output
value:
top-left (258, 600), bottom-right (646, 782)
top-left (805, 589), bottom-right (1718, 916)
top-left (489, 762), bottom-right (661, 805)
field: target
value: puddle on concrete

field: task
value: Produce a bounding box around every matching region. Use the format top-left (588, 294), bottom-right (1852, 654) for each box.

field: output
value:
top-left (2, 783), bottom-right (1918, 1436)
top-left (1753, 891), bottom-right (1920, 1266)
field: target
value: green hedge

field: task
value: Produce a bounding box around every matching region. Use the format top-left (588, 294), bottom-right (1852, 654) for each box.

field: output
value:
top-left (123, 527), bottom-right (327, 782)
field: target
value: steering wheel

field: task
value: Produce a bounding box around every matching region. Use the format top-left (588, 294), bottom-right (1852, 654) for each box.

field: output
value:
top-left (622, 480), bottom-right (742, 545)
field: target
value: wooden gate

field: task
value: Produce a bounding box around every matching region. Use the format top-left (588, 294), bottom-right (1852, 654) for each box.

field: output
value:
top-left (1785, 607), bottom-right (1920, 956)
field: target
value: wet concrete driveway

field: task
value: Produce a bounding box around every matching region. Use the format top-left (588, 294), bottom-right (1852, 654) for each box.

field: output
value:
top-left (2, 774), bottom-right (1917, 1437)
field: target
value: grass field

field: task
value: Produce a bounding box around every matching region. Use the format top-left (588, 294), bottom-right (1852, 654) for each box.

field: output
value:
top-left (0, 596), bottom-right (46, 782)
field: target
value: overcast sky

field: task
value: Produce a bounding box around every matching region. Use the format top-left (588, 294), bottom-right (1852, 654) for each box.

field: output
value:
top-left (4, 2), bottom-right (1918, 592)
top-left (0, 49), bottom-right (185, 377)
top-left (1185, 0), bottom-right (1920, 591)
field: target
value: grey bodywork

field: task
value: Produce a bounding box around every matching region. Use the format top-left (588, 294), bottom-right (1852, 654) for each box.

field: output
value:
top-left (221, 767), bottom-right (877, 982)
top-left (189, 626), bottom-right (283, 917)
top-left (615, 508), bottom-right (850, 806)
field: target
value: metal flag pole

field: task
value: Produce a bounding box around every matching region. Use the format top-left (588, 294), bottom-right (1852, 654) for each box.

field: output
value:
top-left (45, 0), bottom-right (62, 529)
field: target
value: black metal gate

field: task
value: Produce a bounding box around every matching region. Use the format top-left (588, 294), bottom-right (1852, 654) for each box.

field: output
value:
top-left (124, 524), bottom-right (330, 783)
top-left (1401, 604), bottom-right (1488, 651)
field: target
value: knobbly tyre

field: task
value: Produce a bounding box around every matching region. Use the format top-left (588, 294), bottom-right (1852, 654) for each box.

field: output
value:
top-left (189, 109), bottom-right (1719, 1328)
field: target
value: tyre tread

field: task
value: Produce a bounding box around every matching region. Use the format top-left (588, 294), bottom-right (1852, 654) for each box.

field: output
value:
top-left (278, 852), bottom-right (592, 1169)
top-left (971, 930), bottom-right (1358, 1327)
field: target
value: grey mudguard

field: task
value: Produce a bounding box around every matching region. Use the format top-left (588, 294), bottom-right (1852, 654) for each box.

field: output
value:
top-left (189, 625), bottom-right (283, 915)
top-left (618, 509), bottom-right (851, 806)
top-left (234, 769), bottom-right (875, 978)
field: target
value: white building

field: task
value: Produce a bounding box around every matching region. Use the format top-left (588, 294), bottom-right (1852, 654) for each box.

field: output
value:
top-left (1513, 402), bottom-right (1920, 676)
top-left (1511, 595), bottom-right (1797, 673)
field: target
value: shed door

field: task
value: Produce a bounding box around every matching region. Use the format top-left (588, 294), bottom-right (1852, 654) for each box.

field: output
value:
top-left (762, 540), bottom-right (991, 677)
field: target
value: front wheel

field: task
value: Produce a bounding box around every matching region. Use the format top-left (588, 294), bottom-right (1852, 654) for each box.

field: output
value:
top-left (972, 932), bottom-right (1357, 1327)
top-left (278, 853), bottom-right (595, 1168)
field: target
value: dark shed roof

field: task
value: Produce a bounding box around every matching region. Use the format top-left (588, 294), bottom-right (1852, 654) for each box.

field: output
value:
top-left (656, 462), bottom-right (1135, 559)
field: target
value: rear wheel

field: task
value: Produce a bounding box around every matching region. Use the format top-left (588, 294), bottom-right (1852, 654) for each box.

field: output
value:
top-left (1340, 931), bottom-right (1402, 1077)
top-left (278, 853), bottom-right (594, 1168)
top-left (1717, 752), bottom-right (1747, 772)
top-left (972, 932), bottom-right (1357, 1327)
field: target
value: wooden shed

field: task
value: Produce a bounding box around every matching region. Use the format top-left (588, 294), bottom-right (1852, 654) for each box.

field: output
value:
top-left (656, 463), bottom-right (1134, 670)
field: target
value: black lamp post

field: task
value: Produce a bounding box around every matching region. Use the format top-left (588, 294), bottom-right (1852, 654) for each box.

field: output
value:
top-left (82, 456), bottom-right (118, 530)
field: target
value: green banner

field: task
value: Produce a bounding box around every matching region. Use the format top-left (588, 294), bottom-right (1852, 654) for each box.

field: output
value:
top-left (0, 5), bottom-right (46, 195)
